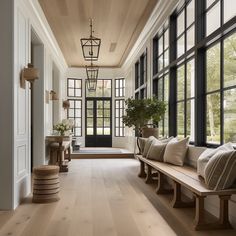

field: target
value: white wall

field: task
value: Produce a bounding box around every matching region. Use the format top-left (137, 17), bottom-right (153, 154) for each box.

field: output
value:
top-left (64, 67), bottom-right (128, 148)
top-left (122, 0), bottom-right (236, 226)
top-left (0, 0), bottom-right (67, 210)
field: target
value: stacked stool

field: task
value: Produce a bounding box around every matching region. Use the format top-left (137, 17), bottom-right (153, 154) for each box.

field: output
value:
top-left (32, 165), bottom-right (60, 203)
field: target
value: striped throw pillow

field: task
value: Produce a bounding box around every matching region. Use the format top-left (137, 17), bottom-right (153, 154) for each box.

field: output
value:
top-left (204, 150), bottom-right (236, 190)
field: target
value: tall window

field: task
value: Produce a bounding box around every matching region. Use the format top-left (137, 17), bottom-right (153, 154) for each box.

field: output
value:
top-left (115, 100), bottom-right (125, 137)
top-left (67, 78), bottom-right (82, 97)
top-left (115, 78), bottom-right (125, 97)
top-left (176, 0), bottom-right (195, 58)
top-left (206, 32), bottom-right (236, 145)
top-left (177, 58), bottom-right (195, 141)
top-left (67, 99), bottom-right (82, 137)
top-left (115, 78), bottom-right (125, 137)
top-left (135, 50), bottom-right (147, 99)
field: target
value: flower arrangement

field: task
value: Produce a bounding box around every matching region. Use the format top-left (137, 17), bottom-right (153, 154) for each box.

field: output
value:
top-left (53, 121), bottom-right (71, 136)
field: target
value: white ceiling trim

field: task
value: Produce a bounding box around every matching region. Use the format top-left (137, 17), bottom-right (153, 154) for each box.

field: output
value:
top-left (122, 0), bottom-right (178, 71)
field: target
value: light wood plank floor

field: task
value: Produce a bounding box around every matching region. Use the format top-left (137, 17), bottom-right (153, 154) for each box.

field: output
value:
top-left (0, 159), bottom-right (236, 236)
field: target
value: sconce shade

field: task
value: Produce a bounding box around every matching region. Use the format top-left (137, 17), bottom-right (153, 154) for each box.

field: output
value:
top-left (20, 63), bottom-right (39, 88)
top-left (63, 100), bottom-right (70, 109)
top-left (86, 64), bottom-right (99, 81)
top-left (50, 90), bottom-right (59, 101)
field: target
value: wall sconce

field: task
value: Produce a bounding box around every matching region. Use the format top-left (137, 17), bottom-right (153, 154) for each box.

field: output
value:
top-left (62, 100), bottom-right (70, 110)
top-left (20, 63), bottom-right (39, 89)
top-left (50, 90), bottom-right (58, 101)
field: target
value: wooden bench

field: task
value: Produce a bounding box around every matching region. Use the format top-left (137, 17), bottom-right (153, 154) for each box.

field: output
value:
top-left (136, 153), bottom-right (236, 230)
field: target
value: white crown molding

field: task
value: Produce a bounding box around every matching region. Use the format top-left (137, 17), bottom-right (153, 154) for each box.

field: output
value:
top-left (122, 0), bottom-right (178, 71)
top-left (22, 0), bottom-right (68, 72)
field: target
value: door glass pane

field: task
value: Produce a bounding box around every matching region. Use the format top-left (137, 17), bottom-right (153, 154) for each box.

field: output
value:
top-left (177, 102), bottom-right (185, 138)
top-left (224, 89), bottom-right (236, 144)
top-left (104, 109), bottom-right (110, 117)
top-left (97, 109), bottom-right (103, 117)
top-left (87, 128), bottom-right (93, 135)
top-left (104, 101), bottom-right (110, 108)
top-left (97, 118), bottom-right (103, 126)
top-left (207, 43), bottom-right (220, 92)
top-left (206, 93), bottom-right (221, 144)
top-left (97, 128), bottom-right (103, 135)
top-left (97, 101), bottom-right (103, 109)
top-left (224, 0), bottom-right (236, 23)
top-left (104, 118), bottom-right (110, 126)
top-left (87, 109), bottom-right (93, 117)
top-left (224, 33), bottom-right (236, 88)
top-left (104, 128), bottom-right (110, 135)
top-left (206, 2), bottom-right (220, 36)
top-left (87, 101), bottom-right (93, 108)
top-left (87, 118), bottom-right (93, 127)
top-left (177, 65), bottom-right (185, 101)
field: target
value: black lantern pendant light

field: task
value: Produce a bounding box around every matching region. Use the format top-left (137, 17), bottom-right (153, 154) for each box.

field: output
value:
top-left (86, 61), bottom-right (98, 91)
top-left (80, 18), bottom-right (101, 61)
top-left (86, 78), bottom-right (97, 91)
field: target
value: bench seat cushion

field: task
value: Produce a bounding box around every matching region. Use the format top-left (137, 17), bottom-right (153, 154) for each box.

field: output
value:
top-left (205, 150), bottom-right (236, 190)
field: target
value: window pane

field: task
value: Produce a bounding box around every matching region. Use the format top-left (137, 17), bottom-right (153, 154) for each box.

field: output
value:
top-left (206, 2), bottom-right (221, 36)
top-left (224, 0), bottom-right (236, 23)
top-left (158, 56), bottom-right (163, 71)
top-left (177, 102), bottom-right (185, 138)
top-left (207, 0), bottom-right (216, 8)
top-left (186, 25), bottom-right (195, 51)
top-left (224, 89), bottom-right (236, 144)
top-left (68, 79), bottom-right (74, 87)
top-left (164, 49), bottom-right (169, 67)
top-left (187, 59), bottom-right (195, 98)
top-left (68, 88), bottom-right (74, 97)
top-left (187, 0), bottom-right (195, 27)
top-left (186, 99), bottom-right (195, 141)
top-left (164, 29), bottom-right (169, 49)
top-left (177, 35), bottom-right (185, 57)
top-left (177, 65), bottom-right (185, 101)
top-left (224, 33), bottom-right (236, 88)
top-left (158, 78), bottom-right (163, 100)
top-left (206, 93), bottom-right (221, 144)
top-left (164, 74), bottom-right (169, 101)
top-left (177, 11), bottom-right (185, 37)
top-left (206, 43), bottom-right (220, 92)
top-left (158, 36), bottom-right (163, 55)
top-left (75, 80), bottom-right (81, 88)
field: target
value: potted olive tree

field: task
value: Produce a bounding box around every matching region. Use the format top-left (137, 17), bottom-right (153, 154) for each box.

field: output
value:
top-left (123, 97), bottom-right (166, 138)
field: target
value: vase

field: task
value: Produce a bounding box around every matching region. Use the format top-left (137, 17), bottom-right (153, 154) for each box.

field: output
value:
top-left (59, 131), bottom-right (65, 136)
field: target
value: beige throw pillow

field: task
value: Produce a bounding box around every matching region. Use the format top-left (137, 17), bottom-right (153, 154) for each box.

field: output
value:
top-left (142, 136), bottom-right (156, 157)
top-left (147, 142), bottom-right (167, 162)
top-left (163, 137), bottom-right (189, 166)
top-left (205, 150), bottom-right (236, 190)
top-left (197, 142), bottom-right (234, 178)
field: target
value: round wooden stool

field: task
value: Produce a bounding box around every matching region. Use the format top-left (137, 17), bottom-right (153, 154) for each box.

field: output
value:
top-left (33, 165), bottom-right (60, 203)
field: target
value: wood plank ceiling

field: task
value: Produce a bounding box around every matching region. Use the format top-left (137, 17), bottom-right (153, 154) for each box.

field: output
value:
top-left (38, 0), bottom-right (158, 68)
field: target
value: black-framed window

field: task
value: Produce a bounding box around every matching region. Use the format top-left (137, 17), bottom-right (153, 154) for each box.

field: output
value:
top-left (115, 99), bottom-right (125, 137)
top-left (176, 58), bottom-right (195, 141)
top-left (206, 32), bottom-right (236, 145)
top-left (67, 78), bottom-right (82, 97)
top-left (176, 0), bottom-right (195, 58)
top-left (154, 72), bottom-right (170, 137)
top-left (134, 50), bottom-right (147, 99)
top-left (205, 0), bottom-right (236, 37)
top-left (153, 24), bottom-right (169, 75)
top-left (115, 78), bottom-right (125, 97)
top-left (67, 99), bottom-right (82, 137)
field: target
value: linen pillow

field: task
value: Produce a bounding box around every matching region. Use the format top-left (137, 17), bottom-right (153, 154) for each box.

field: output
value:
top-left (142, 136), bottom-right (156, 157)
top-left (197, 142), bottom-right (234, 178)
top-left (159, 136), bottom-right (174, 143)
top-left (163, 137), bottom-right (189, 166)
top-left (147, 142), bottom-right (167, 162)
top-left (138, 137), bottom-right (148, 154)
top-left (204, 150), bottom-right (236, 190)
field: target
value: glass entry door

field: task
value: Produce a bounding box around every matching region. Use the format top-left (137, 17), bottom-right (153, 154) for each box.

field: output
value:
top-left (85, 98), bottom-right (112, 147)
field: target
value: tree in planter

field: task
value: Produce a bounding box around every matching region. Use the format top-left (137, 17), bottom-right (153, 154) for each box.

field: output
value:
top-left (123, 97), bottom-right (166, 137)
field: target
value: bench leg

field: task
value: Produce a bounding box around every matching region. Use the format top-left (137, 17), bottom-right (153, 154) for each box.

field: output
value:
top-left (172, 182), bottom-right (195, 208)
top-left (219, 195), bottom-right (232, 228)
top-left (156, 172), bottom-right (173, 194)
top-left (68, 146), bottom-right (71, 161)
top-left (193, 194), bottom-right (232, 230)
top-left (138, 160), bottom-right (146, 178)
top-left (145, 165), bottom-right (154, 184)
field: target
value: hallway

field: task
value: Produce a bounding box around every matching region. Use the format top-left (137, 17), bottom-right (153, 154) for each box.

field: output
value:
top-left (0, 159), bottom-right (235, 236)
